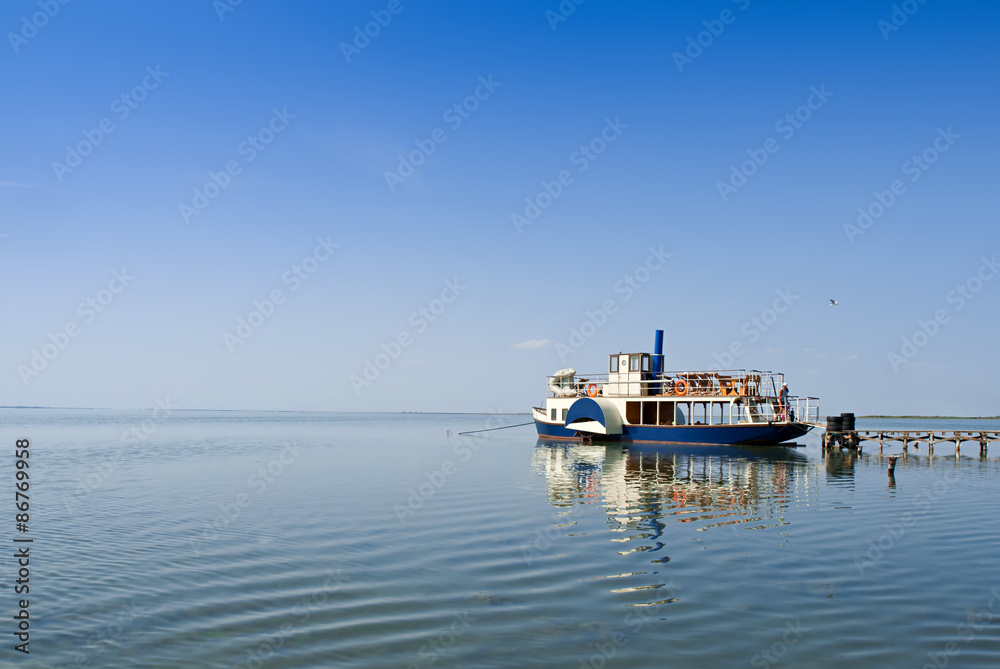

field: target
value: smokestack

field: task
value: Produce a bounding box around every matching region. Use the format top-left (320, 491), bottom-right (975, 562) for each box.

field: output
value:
top-left (652, 329), bottom-right (663, 376)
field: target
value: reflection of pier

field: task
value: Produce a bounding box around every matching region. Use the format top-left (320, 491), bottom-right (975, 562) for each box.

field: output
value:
top-left (825, 430), bottom-right (1000, 457)
top-left (823, 449), bottom-right (858, 480)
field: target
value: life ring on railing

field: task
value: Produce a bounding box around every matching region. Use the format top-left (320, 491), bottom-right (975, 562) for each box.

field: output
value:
top-left (675, 379), bottom-right (688, 396)
top-left (663, 379), bottom-right (675, 395)
top-left (587, 384), bottom-right (598, 398)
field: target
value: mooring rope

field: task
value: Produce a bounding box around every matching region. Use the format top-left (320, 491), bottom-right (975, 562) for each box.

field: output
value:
top-left (457, 421), bottom-right (534, 435)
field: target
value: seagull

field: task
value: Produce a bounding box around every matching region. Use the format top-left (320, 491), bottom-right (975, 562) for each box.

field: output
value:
top-left (829, 299), bottom-right (839, 307)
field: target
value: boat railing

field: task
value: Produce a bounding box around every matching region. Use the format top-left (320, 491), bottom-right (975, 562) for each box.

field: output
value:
top-left (547, 370), bottom-right (788, 400)
top-left (728, 396), bottom-right (819, 425)
top-left (545, 372), bottom-right (819, 425)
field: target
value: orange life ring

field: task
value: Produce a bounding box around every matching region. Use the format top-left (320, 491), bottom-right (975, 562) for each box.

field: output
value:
top-left (587, 384), bottom-right (598, 398)
top-left (675, 379), bottom-right (688, 396)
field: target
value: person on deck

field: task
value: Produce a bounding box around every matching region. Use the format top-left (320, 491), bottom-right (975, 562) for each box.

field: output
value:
top-left (779, 383), bottom-right (789, 421)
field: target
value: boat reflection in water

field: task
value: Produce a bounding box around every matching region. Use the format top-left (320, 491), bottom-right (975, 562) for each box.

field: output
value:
top-left (531, 439), bottom-right (815, 561)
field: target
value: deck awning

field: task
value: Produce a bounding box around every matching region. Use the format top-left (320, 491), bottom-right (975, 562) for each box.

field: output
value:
top-left (564, 397), bottom-right (623, 435)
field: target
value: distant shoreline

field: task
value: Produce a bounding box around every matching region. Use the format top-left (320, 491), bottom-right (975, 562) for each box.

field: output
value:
top-left (0, 406), bottom-right (531, 415)
top-left (860, 415), bottom-right (1000, 420)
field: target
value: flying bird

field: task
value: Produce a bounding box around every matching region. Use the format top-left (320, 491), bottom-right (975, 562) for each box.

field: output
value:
top-left (829, 299), bottom-right (839, 307)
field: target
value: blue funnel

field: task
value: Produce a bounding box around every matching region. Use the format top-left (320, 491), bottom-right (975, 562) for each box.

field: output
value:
top-left (652, 330), bottom-right (664, 376)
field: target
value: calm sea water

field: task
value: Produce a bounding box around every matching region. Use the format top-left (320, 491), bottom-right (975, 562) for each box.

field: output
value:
top-left (3, 410), bottom-right (1000, 668)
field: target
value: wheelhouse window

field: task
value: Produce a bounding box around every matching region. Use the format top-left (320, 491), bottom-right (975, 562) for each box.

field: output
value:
top-left (641, 355), bottom-right (650, 372)
top-left (630, 355), bottom-right (640, 372)
top-left (609, 355), bottom-right (619, 373)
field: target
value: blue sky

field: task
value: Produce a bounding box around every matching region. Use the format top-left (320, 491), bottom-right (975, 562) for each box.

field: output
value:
top-left (2, 1), bottom-right (998, 414)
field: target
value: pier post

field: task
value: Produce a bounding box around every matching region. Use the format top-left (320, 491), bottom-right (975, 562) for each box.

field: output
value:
top-left (955, 439), bottom-right (961, 458)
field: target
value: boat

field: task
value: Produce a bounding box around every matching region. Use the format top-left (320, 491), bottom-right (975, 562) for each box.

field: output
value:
top-left (532, 330), bottom-right (819, 445)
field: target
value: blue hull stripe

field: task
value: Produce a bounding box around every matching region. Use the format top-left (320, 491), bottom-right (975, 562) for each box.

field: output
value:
top-left (535, 419), bottom-right (810, 445)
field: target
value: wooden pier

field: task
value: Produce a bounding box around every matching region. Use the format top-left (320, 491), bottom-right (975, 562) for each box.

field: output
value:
top-left (822, 429), bottom-right (1000, 457)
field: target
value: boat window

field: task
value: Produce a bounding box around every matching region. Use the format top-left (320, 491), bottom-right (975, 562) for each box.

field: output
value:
top-left (625, 401), bottom-right (640, 424)
top-left (609, 355), bottom-right (618, 372)
top-left (658, 401), bottom-right (674, 425)
top-left (676, 402), bottom-right (689, 426)
top-left (641, 355), bottom-right (649, 372)
top-left (630, 355), bottom-right (640, 372)
top-left (561, 408), bottom-right (568, 422)
top-left (642, 401), bottom-right (656, 425)
top-left (551, 408), bottom-right (557, 421)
